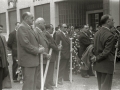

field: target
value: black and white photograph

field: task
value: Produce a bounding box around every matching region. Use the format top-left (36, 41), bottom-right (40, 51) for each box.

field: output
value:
top-left (0, 0), bottom-right (120, 90)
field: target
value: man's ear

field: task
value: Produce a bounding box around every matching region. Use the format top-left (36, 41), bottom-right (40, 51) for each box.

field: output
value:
top-left (24, 15), bottom-right (28, 21)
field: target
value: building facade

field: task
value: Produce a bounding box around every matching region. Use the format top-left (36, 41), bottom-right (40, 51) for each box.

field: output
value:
top-left (0, 0), bottom-right (119, 39)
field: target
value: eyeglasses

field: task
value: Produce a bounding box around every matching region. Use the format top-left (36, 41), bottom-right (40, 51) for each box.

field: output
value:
top-left (63, 27), bottom-right (67, 28)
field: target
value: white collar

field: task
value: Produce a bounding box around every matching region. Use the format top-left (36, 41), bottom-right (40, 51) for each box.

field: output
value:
top-left (102, 26), bottom-right (110, 31)
top-left (36, 27), bottom-right (42, 32)
top-left (61, 31), bottom-right (66, 36)
top-left (23, 21), bottom-right (31, 29)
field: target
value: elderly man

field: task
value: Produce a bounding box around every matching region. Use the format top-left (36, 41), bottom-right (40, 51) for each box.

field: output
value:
top-left (44, 24), bottom-right (62, 89)
top-left (17, 12), bottom-right (45, 90)
top-left (55, 23), bottom-right (70, 85)
top-left (91, 15), bottom-right (116, 90)
top-left (34, 18), bottom-right (51, 90)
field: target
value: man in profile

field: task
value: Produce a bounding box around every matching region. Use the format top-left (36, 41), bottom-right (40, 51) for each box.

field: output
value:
top-left (91, 14), bottom-right (116, 90)
top-left (17, 12), bottom-right (45, 90)
top-left (34, 17), bottom-right (51, 90)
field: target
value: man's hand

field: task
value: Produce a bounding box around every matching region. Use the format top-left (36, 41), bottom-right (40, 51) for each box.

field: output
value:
top-left (46, 54), bottom-right (51, 60)
top-left (70, 48), bottom-right (73, 53)
top-left (91, 55), bottom-right (96, 63)
top-left (115, 42), bottom-right (118, 48)
top-left (39, 45), bottom-right (45, 53)
top-left (58, 44), bottom-right (62, 51)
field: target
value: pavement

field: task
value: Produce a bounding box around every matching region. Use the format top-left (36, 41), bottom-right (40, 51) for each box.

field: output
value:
top-left (3, 55), bottom-right (120, 90)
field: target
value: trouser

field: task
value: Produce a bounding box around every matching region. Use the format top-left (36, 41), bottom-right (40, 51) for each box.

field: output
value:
top-left (36, 64), bottom-right (46, 89)
top-left (0, 67), bottom-right (3, 90)
top-left (96, 71), bottom-right (113, 90)
top-left (22, 66), bottom-right (40, 90)
top-left (12, 56), bottom-right (18, 80)
top-left (58, 59), bottom-right (69, 82)
top-left (45, 62), bottom-right (54, 87)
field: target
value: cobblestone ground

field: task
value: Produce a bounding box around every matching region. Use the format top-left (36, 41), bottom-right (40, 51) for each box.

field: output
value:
top-left (3, 55), bottom-right (120, 90)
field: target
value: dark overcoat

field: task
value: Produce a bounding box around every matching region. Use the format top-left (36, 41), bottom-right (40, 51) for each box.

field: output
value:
top-left (79, 31), bottom-right (91, 59)
top-left (44, 31), bottom-right (59, 62)
top-left (93, 27), bottom-right (115, 74)
top-left (17, 22), bottom-right (40, 67)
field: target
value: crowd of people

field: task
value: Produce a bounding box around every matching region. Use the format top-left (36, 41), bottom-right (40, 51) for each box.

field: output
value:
top-left (0, 12), bottom-right (119, 90)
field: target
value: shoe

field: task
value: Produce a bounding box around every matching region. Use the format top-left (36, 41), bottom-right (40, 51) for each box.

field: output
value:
top-left (64, 79), bottom-right (69, 81)
top-left (46, 85), bottom-right (54, 89)
top-left (64, 79), bottom-right (73, 82)
top-left (50, 82), bottom-right (55, 86)
top-left (82, 75), bottom-right (90, 78)
top-left (89, 74), bottom-right (95, 76)
top-left (58, 81), bottom-right (63, 85)
top-left (13, 80), bottom-right (19, 83)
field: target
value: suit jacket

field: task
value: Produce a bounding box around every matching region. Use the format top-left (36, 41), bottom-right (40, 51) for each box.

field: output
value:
top-left (44, 31), bottom-right (59, 62)
top-left (17, 21), bottom-right (40, 67)
top-left (0, 35), bottom-right (8, 68)
top-left (35, 28), bottom-right (49, 64)
top-left (55, 30), bottom-right (70, 60)
top-left (7, 30), bottom-right (17, 57)
top-left (79, 31), bottom-right (92, 59)
top-left (93, 27), bottom-right (115, 74)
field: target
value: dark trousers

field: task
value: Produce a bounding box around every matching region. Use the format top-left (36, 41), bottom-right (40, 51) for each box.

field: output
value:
top-left (58, 59), bottom-right (69, 82)
top-left (96, 71), bottom-right (113, 90)
top-left (0, 67), bottom-right (3, 90)
top-left (45, 62), bottom-right (54, 87)
top-left (12, 56), bottom-right (18, 80)
top-left (22, 66), bottom-right (40, 90)
top-left (36, 64), bottom-right (46, 89)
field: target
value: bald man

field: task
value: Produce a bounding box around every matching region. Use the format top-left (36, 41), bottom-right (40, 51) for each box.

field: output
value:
top-left (92, 15), bottom-right (115, 90)
top-left (17, 12), bottom-right (45, 90)
top-left (34, 18), bottom-right (51, 90)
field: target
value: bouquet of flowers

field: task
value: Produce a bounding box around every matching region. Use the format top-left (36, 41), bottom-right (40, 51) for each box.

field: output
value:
top-left (72, 32), bottom-right (81, 74)
top-left (16, 66), bottom-right (23, 84)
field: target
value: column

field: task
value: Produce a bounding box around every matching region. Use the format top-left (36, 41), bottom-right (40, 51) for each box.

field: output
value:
top-left (50, 0), bottom-right (56, 27)
top-left (109, 0), bottom-right (120, 26)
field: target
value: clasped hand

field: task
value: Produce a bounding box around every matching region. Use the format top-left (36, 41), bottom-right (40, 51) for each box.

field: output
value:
top-left (58, 44), bottom-right (62, 51)
top-left (39, 45), bottom-right (45, 53)
top-left (91, 55), bottom-right (96, 63)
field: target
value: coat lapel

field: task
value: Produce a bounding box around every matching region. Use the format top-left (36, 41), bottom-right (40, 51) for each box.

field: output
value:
top-left (46, 31), bottom-right (57, 45)
top-left (0, 35), bottom-right (6, 47)
top-left (22, 22), bottom-right (39, 43)
top-left (60, 32), bottom-right (70, 44)
top-left (36, 28), bottom-right (49, 45)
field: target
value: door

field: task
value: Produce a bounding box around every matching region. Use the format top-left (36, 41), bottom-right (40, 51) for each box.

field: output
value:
top-left (9, 10), bottom-right (17, 33)
top-left (20, 7), bottom-right (30, 22)
top-left (88, 12), bottom-right (103, 31)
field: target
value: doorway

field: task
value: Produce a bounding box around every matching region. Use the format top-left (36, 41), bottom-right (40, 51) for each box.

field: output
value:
top-left (86, 10), bottom-right (103, 31)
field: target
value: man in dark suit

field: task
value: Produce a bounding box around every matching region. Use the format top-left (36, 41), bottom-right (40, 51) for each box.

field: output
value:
top-left (34, 18), bottom-right (51, 90)
top-left (17, 12), bottom-right (45, 90)
top-left (7, 22), bottom-right (20, 82)
top-left (44, 24), bottom-right (62, 89)
top-left (91, 15), bottom-right (115, 90)
top-left (79, 26), bottom-right (93, 78)
top-left (0, 25), bottom-right (9, 90)
top-left (55, 23), bottom-right (70, 85)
